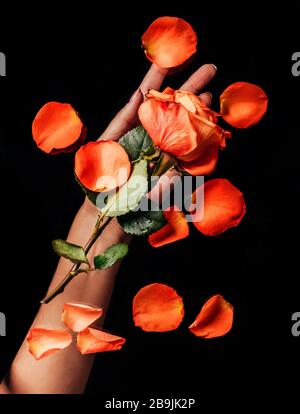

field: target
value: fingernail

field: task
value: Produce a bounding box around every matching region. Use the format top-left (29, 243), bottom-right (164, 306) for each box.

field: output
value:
top-left (206, 92), bottom-right (213, 99)
top-left (129, 88), bottom-right (140, 102)
top-left (211, 64), bottom-right (218, 71)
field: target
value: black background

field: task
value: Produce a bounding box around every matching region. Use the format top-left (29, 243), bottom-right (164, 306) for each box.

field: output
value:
top-left (0, 5), bottom-right (299, 406)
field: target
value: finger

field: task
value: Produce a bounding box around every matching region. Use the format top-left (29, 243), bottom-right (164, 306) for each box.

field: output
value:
top-left (98, 90), bottom-right (143, 141)
top-left (199, 92), bottom-right (212, 106)
top-left (180, 64), bottom-right (217, 94)
top-left (139, 64), bottom-right (168, 97)
top-left (99, 65), bottom-right (168, 141)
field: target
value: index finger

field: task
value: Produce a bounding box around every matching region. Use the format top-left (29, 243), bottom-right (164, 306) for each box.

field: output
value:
top-left (99, 65), bottom-right (168, 141)
top-left (180, 64), bottom-right (217, 94)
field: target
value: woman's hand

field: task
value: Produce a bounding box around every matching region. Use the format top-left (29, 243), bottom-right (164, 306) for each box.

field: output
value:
top-left (84, 63), bottom-right (217, 253)
top-left (0, 62), bottom-right (217, 394)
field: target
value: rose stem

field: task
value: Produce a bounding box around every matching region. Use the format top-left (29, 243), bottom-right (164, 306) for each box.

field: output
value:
top-left (40, 215), bottom-right (113, 304)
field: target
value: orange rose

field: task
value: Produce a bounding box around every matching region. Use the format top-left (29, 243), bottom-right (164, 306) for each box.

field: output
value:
top-left (138, 88), bottom-right (231, 176)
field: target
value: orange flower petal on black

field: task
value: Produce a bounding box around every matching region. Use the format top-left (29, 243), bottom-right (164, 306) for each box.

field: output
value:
top-left (189, 295), bottom-right (234, 339)
top-left (220, 82), bottom-right (268, 128)
top-left (148, 209), bottom-right (189, 247)
top-left (142, 16), bottom-right (197, 68)
top-left (133, 283), bottom-right (184, 332)
top-left (32, 102), bottom-right (85, 154)
top-left (75, 141), bottom-right (131, 192)
top-left (77, 328), bottom-right (126, 355)
top-left (26, 328), bottom-right (72, 360)
top-left (191, 179), bottom-right (246, 236)
top-left (61, 303), bottom-right (103, 333)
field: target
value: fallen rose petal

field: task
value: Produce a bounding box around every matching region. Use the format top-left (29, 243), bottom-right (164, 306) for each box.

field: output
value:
top-left (32, 102), bottom-right (85, 154)
top-left (220, 82), bottom-right (268, 128)
top-left (189, 294), bottom-right (234, 338)
top-left (77, 328), bottom-right (126, 354)
top-left (133, 283), bottom-right (184, 332)
top-left (27, 328), bottom-right (72, 360)
top-left (62, 303), bottom-right (103, 332)
top-left (191, 179), bottom-right (246, 236)
top-left (142, 16), bottom-right (197, 68)
top-left (75, 141), bottom-right (131, 192)
top-left (148, 209), bottom-right (189, 247)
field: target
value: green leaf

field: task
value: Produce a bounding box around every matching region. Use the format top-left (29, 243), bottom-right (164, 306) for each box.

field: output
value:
top-left (118, 210), bottom-right (167, 236)
top-left (52, 239), bottom-right (89, 264)
top-left (119, 125), bottom-right (155, 161)
top-left (100, 159), bottom-right (148, 217)
top-left (74, 174), bottom-right (99, 205)
top-left (94, 243), bottom-right (129, 269)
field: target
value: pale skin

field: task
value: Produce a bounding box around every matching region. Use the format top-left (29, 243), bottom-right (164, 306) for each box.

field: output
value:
top-left (0, 63), bottom-right (217, 394)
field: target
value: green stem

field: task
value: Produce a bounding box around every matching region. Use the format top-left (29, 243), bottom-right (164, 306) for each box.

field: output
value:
top-left (41, 215), bottom-right (113, 304)
top-left (152, 151), bottom-right (177, 177)
top-left (41, 153), bottom-right (176, 305)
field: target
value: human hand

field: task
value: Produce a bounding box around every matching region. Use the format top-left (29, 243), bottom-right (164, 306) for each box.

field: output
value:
top-left (81, 63), bottom-right (218, 248)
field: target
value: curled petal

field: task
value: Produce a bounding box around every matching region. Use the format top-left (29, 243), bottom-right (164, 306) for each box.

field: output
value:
top-left (32, 102), bottom-right (85, 154)
top-left (62, 303), bottom-right (103, 332)
top-left (133, 283), bottom-right (184, 332)
top-left (77, 328), bottom-right (126, 355)
top-left (75, 141), bottom-right (131, 192)
top-left (146, 89), bottom-right (218, 122)
top-left (146, 88), bottom-right (175, 101)
top-left (191, 179), bottom-right (246, 236)
top-left (142, 16), bottom-right (197, 68)
top-left (189, 295), bottom-right (234, 338)
top-left (220, 82), bottom-right (268, 128)
top-left (27, 328), bottom-right (72, 360)
top-left (148, 209), bottom-right (189, 247)
top-left (174, 91), bottom-right (219, 123)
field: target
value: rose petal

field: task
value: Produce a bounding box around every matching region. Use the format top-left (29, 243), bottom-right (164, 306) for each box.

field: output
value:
top-left (189, 295), bottom-right (234, 338)
top-left (133, 283), bottom-right (184, 332)
top-left (178, 120), bottom-right (230, 175)
top-left (77, 328), bottom-right (126, 355)
top-left (148, 209), bottom-right (189, 247)
top-left (75, 141), bottom-right (131, 192)
top-left (26, 328), bottom-right (72, 360)
top-left (142, 16), bottom-right (197, 68)
top-left (191, 179), bottom-right (246, 236)
top-left (178, 146), bottom-right (219, 176)
top-left (61, 303), bottom-right (103, 332)
top-left (146, 88), bottom-right (175, 101)
top-left (32, 102), bottom-right (85, 154)
top-left (174, 91), bottom-right (219, 123)
top-left (139, 98), bottom-right (198, 158)
top-left (220, 82), bottom-right (268, 128)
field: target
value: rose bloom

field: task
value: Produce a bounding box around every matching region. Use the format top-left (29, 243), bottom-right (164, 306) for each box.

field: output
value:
top-left (138, 87), bottom-right (231, 175)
